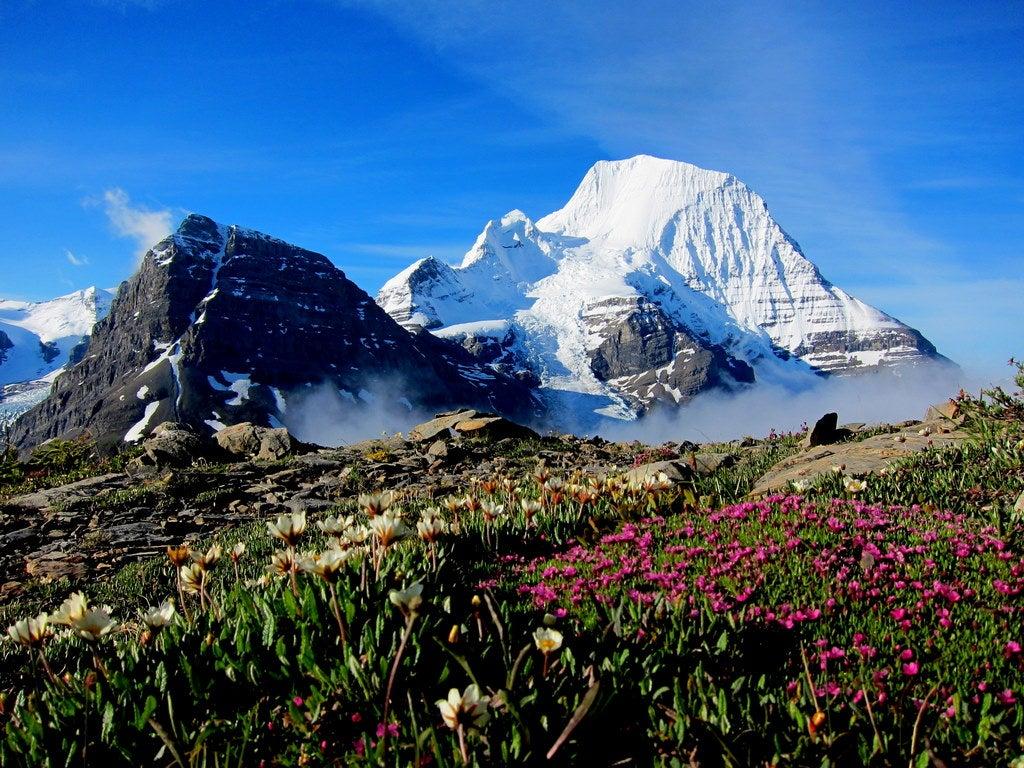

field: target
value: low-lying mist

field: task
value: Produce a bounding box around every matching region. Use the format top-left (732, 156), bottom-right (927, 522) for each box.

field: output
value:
top-left (279, 362), bottom-right (1001, 449)
top-left (280, 379), bottom-right (428, 447)
top-left (597, 362), bottom-right (986, 445)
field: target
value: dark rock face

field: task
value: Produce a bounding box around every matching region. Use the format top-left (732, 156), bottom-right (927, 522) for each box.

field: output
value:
top-left (586, 297), bottom-right (754, 412)
top-left (0, 331), bottom-right (11, 365)
top-left (66, 336), bottom-right (91, 366)
top-left (795, 327), bottom-right (942, 373)
top-left (38, 341), bottom-right (60, 365)
top-left (12, 215), bottom-right (542, 453)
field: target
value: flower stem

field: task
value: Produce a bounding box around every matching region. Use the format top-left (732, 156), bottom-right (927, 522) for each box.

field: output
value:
top-left (381, 615), bottom-right (416, 759)
top-left (457, 723), bottom-right (469, 765)
top-left (288, 546), bottom-right (299, 597)
top-left (38, 648), bottom-right (58, 686)
top-left (328, 583), bottom-right (348, 647)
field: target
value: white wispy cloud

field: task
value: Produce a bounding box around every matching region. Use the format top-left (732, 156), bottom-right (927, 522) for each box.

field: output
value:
top-left (64, 248), bottom-right (88, 267)
top-left (92, 188), bottom-right (173, 260)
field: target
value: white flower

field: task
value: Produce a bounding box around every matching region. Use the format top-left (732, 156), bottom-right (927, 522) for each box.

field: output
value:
top-left (543, 477), bottom-right (564, 493)
top-left (50, 592), bottom-right (88, 626)
top-left (642, 472), bottom-right (672, 493)
top-left (179, 563), bottom-right (205, 594)
top-left (268, 549), bottom-right (297, 577)
top-left (369, 509), bottom-right (410, 547)
top-left (480, 500), bottom-right (504, 521)
top-left (192, 544), bottom-right (222, 570)
top-left (7, 613), bottom-right (49, 647)
top-left (73, 607), bottom-right (117, 641)
top-left (141, 600), bottom-right (176, 630)
top-left (417, 516), bottom-right (447, 543)
top-left (317, 515), bottom-right (354, 536)
top-left (267, 511), bottom-right (306, 547)
top-left (436, 684), bottom-right (490, 731)
top-left (790, 480), bottom-right (809, 493)
top-left (520, 499), bottom-right (542, 518)
top-left (306, 547), bottom-right (352, 582)
top-left (843, 477), bottom-right (867, 494)
top-left (358, 492), bottom-right (392, 517)
top-left (230, 542), bottom-right (246, 561)
top-left (389, 582), bottom-right (424, 616)
top-left (344, 524), bottom-right (371, 547)
top-left (533, 627), bottom-right (563, 653)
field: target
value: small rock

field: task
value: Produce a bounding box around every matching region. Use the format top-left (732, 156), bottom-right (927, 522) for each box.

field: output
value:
top-left (408, 410), bottom-right (477, 442)
top-left (216, 423), bottom-right (265, 456)
top-left (803, 412), bottom-right (854, 448)
top-left (625, 460), bottom-right (694, 485)
top-left (426, 440), bottom-right (449, 460)
top-left (925, 400), bottom-right (961, 422)
top-left (1014, 490), bottom-right (1024, 516)
top-left (691, 452), bottom-right (737, 475)
top-left (138, 424), bottom-right (206, 467)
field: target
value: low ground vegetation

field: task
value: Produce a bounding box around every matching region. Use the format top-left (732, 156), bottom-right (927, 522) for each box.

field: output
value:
top-left (1, 365), bottom-right (1022, 766)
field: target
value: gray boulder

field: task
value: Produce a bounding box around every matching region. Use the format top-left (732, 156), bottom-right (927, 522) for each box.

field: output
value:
top-left (215, 422), bottom-right (294, 461)
top-left (139, 422), bottom-right (206, 467)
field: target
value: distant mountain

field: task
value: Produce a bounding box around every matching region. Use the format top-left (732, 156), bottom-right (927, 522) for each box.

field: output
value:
top-left (0, 288), bottom-right (115, 429)
top-left (11, 215), bottom-right (541, 451)
top-left (0, 287), bottom-right (114, 387)
top-left (378, 155), bottom-right (945, 424)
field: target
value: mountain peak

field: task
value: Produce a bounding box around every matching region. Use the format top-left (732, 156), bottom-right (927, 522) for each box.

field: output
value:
top-left (537, 155), bottom-right (738, 245)
top-left (175, 213), bottom-right (225, 244)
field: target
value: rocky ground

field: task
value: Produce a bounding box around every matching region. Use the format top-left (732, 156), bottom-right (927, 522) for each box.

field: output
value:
top-left (0, 404), bottom-right (971, 603)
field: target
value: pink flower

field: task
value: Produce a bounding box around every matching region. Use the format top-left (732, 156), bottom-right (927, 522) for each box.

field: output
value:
top-left (293, 696), bottom-right (304, 707)
top-left (1004, 640), bottom-right (1022, 657)
top-left (997, 689), bottom-right (1016, 705)
top-left (902, 662), bottom-right (919, 676)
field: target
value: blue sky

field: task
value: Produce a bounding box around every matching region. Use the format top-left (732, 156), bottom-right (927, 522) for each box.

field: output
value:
top-left (0, 0), bottom-right (1021, 375)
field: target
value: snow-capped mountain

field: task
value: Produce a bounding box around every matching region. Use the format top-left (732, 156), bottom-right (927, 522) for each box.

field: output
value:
top-left (0, 287), bottom-right (114, 387)
top-left (378, 155), bottom-right (944, 423)
top-left (11, 215), bottom-right (541, 451)
top-left (1, 287), bottom-right (115, 429)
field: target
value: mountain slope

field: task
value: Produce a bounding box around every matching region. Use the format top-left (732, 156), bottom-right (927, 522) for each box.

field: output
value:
top-left (378, 155), bottom-right (943, 423)
top-left (11, 215), bottom-right (541, 451)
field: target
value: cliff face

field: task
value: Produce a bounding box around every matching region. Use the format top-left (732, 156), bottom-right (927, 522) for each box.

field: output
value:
top-left (12, 215), bottom-right (541, 452)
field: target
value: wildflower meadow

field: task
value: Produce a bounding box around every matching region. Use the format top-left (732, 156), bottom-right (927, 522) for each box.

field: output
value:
top-left (1, 364), bottom-right (1022, 766)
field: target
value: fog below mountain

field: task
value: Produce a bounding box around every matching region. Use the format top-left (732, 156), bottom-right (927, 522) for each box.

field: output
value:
top-left (599, 362), bottom-right (987, 445)
top-left (279, 361), bottom-right (997, 449)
